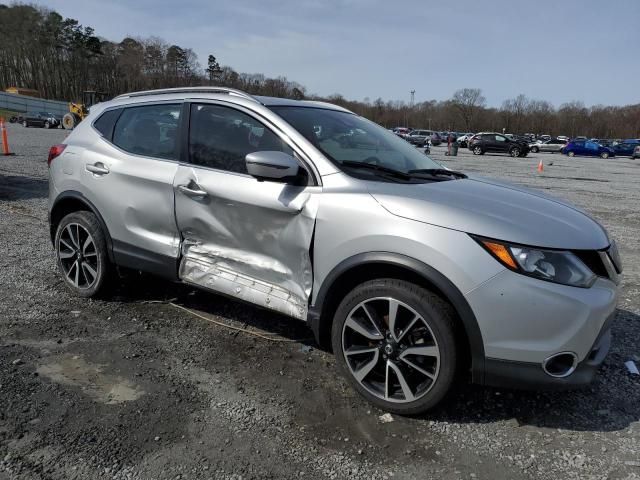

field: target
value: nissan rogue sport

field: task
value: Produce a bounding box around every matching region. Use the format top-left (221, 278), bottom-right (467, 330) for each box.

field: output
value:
top-left (48, 87), bottom-right (622, 414)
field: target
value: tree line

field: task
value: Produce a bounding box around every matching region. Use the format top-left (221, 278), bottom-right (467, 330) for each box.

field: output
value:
top-left (1, 4), bottom-right (638, 139)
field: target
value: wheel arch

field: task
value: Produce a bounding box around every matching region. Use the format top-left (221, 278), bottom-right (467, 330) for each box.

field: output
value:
top-left (308, 252), bottom-right (486, 383)
top-left (49, 191), bottom-right (114, 262)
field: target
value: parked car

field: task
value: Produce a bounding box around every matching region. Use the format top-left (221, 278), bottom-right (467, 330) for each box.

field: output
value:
top-left (409, 130), bottom-right (443, 146)
top-left (406, 129), bottom-right (433, 147)
top-left (613, 141), bottom-right (640, 157)
top-left (633, 145), bottom-right (640, 159)
top-left (562, 140), bottom-right (615, 159)
top-left (556, 135), bottom-right (569, 141)
top-left (456, 133), bottom-right (474, 148)
top-left (468, 132), bottom-right (530, 157)
top-left (529, 138), bottom-right (567, 153)
top-left (48, 87), bottom-right (622, 414)
top-left (22, 111), bottom-right (61, 129)
top-left (392, 127), bottom-right (412, 139)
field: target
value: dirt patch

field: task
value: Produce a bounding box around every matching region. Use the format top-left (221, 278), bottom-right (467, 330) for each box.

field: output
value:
top-left (37, 354), bottom-right (145, 404)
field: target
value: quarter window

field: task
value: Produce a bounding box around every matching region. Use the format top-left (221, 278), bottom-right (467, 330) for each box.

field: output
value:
top-left (188, 104), bottom-right (293, 174)
top-left (112, 104), bottom-right (181, 160)
top-left (93, 108), bottom-right (122, 140)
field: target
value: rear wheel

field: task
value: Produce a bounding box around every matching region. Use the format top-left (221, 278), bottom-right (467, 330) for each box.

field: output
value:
top-left (44, 121), bottom-right (50, 129)
top-left (55, 211), bottom-right (111, 298)
top-left (531, 146), bottom-right (539, 153)
top-left (472, 146), bottom-right (483, 155)
top-left (510, 147), bottom-right (521, 157)
top-left (567, 151), bottom-right (575, 157)
top-left (332, 279), bottom-right (458, 415)
top-left (600, 152), bottom-right (609, 159)
top-left (22, 120), bottom-right (27, 127)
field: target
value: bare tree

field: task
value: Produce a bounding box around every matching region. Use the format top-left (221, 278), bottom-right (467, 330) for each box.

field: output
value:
top-left (451, 88), bottom-right (486, 131)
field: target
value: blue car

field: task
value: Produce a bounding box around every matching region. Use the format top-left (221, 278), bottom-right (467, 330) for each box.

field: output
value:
top-left (613, 140), bottom-right (640, 157)
top-left (562, 140), bottom-right (615, 159)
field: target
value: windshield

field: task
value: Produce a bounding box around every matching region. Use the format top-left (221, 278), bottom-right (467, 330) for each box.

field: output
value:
top-left (269, 106), bottom-right (443, 176)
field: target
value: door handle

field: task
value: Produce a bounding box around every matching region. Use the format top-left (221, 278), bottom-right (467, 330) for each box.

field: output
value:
top-left (86, 163), bottom-right (110, 175)
top-left (178, 184), bottom-right (208, 197)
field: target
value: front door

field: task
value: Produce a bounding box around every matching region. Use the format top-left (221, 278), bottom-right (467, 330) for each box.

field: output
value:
top-left (174, 102), bottom-right (319, 320)
top-left (493, 134), bottom-right (510, 153)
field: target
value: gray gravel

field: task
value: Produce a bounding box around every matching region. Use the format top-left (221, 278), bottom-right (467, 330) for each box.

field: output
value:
top-left (1, 123), bottom-right (639, 479)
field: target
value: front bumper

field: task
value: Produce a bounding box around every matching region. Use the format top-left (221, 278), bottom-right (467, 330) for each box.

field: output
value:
top-left (482, 312), bottom-right (613, 389)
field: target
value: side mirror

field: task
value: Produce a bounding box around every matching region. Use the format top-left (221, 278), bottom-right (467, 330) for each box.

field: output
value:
top-left (245, 151), bottom-right (301, 182)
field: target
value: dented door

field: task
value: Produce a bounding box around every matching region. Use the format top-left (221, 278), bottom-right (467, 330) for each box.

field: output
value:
top-left (174, 102), bottom-right (319, 320)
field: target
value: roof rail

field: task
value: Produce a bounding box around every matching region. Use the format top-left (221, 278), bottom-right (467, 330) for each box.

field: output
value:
top-left (114, 87), bottom-right (260, 103)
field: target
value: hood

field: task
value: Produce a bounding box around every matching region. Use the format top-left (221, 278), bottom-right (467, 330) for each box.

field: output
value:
top-left (367, 175), bottom-right (610, 250)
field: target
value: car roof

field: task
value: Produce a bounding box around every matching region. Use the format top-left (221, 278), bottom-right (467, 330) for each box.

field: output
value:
top-left (110, 88), bottom-right (353, 114)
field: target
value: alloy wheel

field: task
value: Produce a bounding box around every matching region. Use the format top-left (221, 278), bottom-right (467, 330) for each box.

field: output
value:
top-left (57, 223), bottom-right (100, 289)
top-left (473, 146), bottom-right (482, 155)
top-left (341, 297), bottom-right (440, 403)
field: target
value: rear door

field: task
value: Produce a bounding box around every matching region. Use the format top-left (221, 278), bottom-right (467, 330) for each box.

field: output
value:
top-left (78, 102), bottom-right (182, 276)
top-left (173, 102), bottom-right (319, 320)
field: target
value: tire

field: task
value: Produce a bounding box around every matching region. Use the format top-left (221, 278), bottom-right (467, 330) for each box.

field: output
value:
top-left (472, 146), bottom-right (483, 155)
top-left (54, 211), bottom-right (111, 298)
top-left (567, 151), bottom-right (575, 157)
top-left (600, 152), bottom-right (609, 159)
top-left (510, 147), bottom-right (521, 157)
top-left (331, 279), bottom-right (458, 415)
top-left (22, 121), bottom-right (27, 127)
top-left (531, 146), bottom-right (539, 153)
top-left (44, 121), bottom-right (50, 129)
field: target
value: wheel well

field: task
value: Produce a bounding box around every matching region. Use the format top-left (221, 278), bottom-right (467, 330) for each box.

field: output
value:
top-left (49, 195), bottom-right (114, 261)
top-left (312, 262), bottom-right (472, 371)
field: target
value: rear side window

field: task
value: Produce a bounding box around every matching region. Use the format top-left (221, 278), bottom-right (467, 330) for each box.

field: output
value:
top-left (188, 103), bottom-right (292, 174)
top-left (112, 104), bottom-right (181, 160)
top-left (93, 108), bottom-right (122, 140)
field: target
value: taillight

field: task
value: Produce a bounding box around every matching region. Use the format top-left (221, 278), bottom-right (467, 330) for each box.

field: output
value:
top-left (48, 144), bottom-right (66, 167)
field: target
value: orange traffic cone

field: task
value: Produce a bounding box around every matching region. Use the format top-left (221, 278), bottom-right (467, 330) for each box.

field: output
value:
top-left (537, 160), bottom-right (544, 173)
top-left (1, 118), bottom-right (14, 156)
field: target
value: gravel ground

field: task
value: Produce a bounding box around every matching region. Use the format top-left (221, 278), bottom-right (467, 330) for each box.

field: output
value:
top-left (0, 123), bottom-right (639, 480)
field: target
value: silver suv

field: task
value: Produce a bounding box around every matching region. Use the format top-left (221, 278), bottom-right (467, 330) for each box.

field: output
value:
top-left (48, 87), bottom-right (622, 414)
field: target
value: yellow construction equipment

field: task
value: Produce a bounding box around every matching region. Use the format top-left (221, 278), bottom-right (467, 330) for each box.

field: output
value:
top-left (62, 91), bottom-right (108, 130)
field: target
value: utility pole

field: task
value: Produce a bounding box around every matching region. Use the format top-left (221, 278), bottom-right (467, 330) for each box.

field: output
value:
top-left (410, 90), bottom-right (415, 108)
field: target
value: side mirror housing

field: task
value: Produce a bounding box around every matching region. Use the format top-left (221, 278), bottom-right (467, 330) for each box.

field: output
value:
top-left (245, 151), bottom-right (301, 182)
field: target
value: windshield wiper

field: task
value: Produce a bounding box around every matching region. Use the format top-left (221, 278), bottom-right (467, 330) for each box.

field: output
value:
top-left (341, 161), bottom-right (411, 180)
top-left (408, 168), bottom-right (467, 179)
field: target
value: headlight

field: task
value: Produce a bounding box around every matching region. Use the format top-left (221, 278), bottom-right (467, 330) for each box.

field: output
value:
top-left (474, 237), bottom-right (596, 288)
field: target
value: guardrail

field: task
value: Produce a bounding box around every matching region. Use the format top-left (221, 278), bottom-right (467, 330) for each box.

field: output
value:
top-left (0, 91), bottom-right (68, 117)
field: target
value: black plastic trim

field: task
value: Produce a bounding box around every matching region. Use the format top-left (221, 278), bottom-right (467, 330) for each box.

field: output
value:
top-left (308, 252), bottom-right (486, 382)
top-left (112, 239), bottom-right (179, 281)
top-left (49, 191), bottom-right (115, 262)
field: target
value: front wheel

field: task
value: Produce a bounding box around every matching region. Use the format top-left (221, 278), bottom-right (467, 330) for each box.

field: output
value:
top-left (44, 121), bottom-right (50, 129)
top-left (22, 121), bottom-right (27, 127)
top-left (472, 146), bottom-right (483, 155)
top-left (332, 279), bottom-right (458, 415)
top-left (55, 211), bottom-right (111, 297)
top-left (600, 152), bottom-right (609, 159)
top-left (567, 151), bottom-right (575, 157)
top-left (530, 146), bottom-right (539, 153)
top-left (510, 147), bottom-right (521, 157)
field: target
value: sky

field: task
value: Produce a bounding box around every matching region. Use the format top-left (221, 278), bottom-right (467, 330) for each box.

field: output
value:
top-left (30, 0), bottom-right (640, 107)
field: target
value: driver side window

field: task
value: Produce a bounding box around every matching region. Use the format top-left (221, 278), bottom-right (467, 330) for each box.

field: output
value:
top-left (189, 104), bottom-right (293, 174)
top-left (495, 135), bottom-right (507, 142)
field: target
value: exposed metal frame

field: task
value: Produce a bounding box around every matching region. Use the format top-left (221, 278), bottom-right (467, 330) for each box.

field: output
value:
top-left (114, 87), bottom-right (260, 104)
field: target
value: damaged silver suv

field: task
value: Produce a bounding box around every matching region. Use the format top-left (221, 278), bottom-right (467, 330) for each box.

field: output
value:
top-left (48, 87), bottom-right (622, 414)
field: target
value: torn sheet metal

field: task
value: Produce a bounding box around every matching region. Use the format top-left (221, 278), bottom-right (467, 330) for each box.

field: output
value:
top-left (174, 166), bottom-right (318, 320)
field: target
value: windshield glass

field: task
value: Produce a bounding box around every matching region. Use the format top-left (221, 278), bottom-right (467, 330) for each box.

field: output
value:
top-left (270, 106), bottom-right (443, 175)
